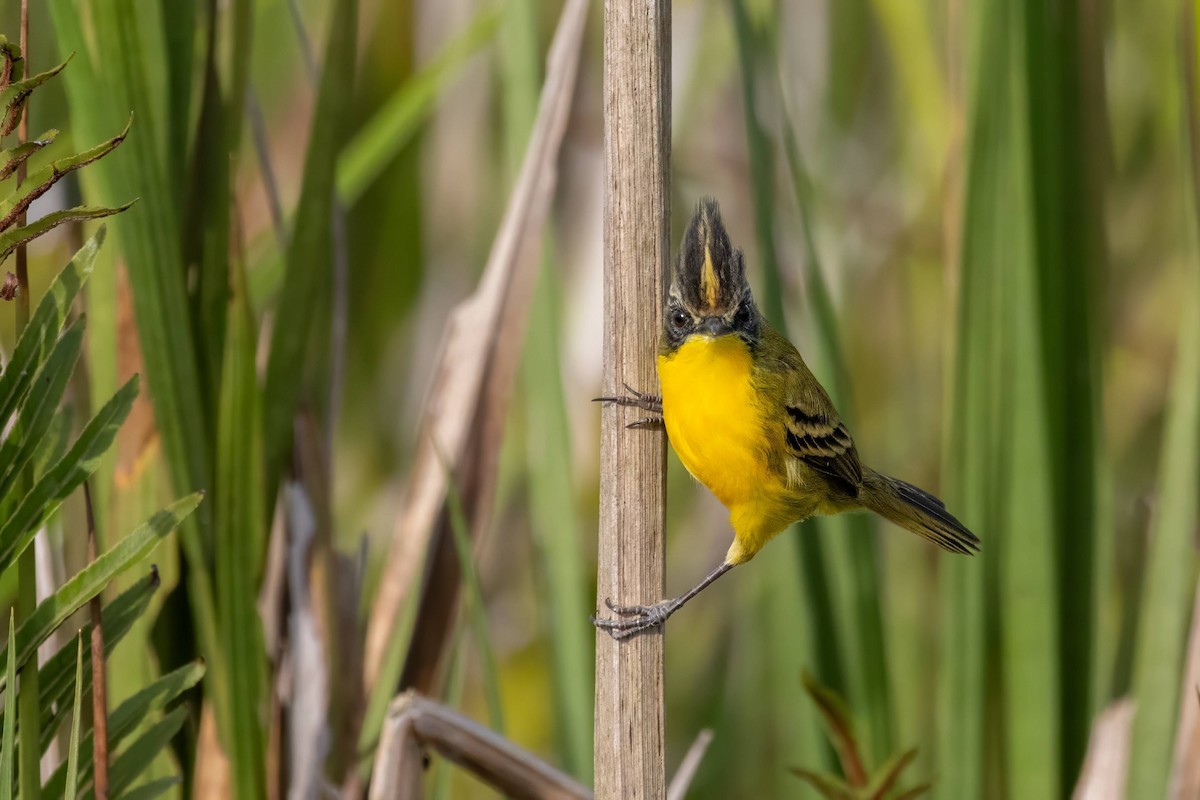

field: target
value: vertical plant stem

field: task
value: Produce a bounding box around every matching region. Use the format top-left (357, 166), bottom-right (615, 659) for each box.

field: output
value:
top-left (15, 3), bottom-right (43, 795)
top-left (83, 482), bottom-right (109, 800)
top-left (595, 1), bottom-right (670, 797)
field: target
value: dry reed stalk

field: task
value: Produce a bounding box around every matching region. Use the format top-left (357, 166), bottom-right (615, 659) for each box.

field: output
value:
top-left (594, 1), bottom-right (671, 797)
top-left (368, 691), bottom-right (592, 800)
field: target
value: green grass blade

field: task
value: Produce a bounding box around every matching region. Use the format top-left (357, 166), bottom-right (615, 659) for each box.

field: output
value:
top-left (0, 377), bottom-right (139, 573)
top-left (43, 661), bottom-right (205, 800)
top-left (64, 636), bottom-right (84, 800)
top-left (445, 478), bottom-right (504, 734)
top-left (262, 0), bottom-right (358, 498)
top-left (112, 777), bottom-right (180, 800)
top-left (1, 610), bottom-right (16, 800)
top-left (0, 227), bottom-right (103, 425)
top-left (104, 707), bottom-right (187, 797)
top-left (214, 253), bottom-right (267, 796)
top-left (49, 0), bottom-right (221, 696)
top-left (732, 0), bottom-right (893, 763)
top-left (1000, 117), bottom-right (1062, 800)
top-left (938, 2), bottom-right (1014, 795)
top-left (0, 494), bottom-right (202, 692)
top-left (249, 4), bottom-right (496, 309)
top-left (337, 4), bottom-right (500, 204)
top-left (1020, 0), bottom-right (1106, 781)
top-left (0, 319), bottom-right (85, 506)
top-left (30, 571), bottom-right (159, 755)
top-left (160, 0), bottom-right (195, 178)
top-left (1126, 282), bottom-right (1200, 798)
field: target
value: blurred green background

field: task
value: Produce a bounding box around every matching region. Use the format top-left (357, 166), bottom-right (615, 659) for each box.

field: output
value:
top-left (0, 0), bottom-right (1197, 797)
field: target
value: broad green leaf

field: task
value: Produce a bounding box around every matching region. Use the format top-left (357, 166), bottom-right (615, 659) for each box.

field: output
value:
top-left (0, 319), bottom-right (85, 504)
top-left (0, 377), bottom-right (140, 574)
top-left (32, 410), bottom-right (74, 480)
top-left (0, 203), bottom-right (134, 267)
top-left (0, 228), bottom-right (104, 426)
top-left (104, 708), bottom-right (187, 798)
top-left (0, 494), bottom-right (202, 691)
top-left (64, 637), bottom-right (84, 800)
top-left (1, 610), bottom-right (16, 800)
top-left (43, 661), bottom-right (204, 800)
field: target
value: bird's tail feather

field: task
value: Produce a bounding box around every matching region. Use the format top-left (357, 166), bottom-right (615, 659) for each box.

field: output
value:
top-left (860, 470), bottom-right (980, 555)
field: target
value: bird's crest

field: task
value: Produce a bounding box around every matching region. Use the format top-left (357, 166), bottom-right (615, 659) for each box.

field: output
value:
top-left (673, 197), bottom-right (746, 315)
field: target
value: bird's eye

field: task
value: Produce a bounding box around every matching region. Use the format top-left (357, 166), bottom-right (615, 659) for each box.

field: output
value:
top-left (670, 309), bottom-right (689, 330)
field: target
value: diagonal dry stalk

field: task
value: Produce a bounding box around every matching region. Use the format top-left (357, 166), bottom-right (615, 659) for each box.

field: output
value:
top-left (369, 691), bottom-right (592, 800)
top-left (594, 0), bottom-right (671, 797)
top-left (360, 0), bottom-right (588, 699)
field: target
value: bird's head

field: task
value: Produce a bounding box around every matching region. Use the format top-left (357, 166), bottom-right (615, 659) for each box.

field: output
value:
top-left (664, 197), bottom-right (761, 350)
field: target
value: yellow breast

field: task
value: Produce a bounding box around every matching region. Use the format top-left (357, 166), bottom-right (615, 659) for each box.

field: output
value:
top-left (657, 335), bottom-right (774, 509)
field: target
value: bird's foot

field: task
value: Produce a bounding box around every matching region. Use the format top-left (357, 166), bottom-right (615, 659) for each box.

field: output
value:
top-left (593, 383), bottom-right (663, 416)
top-left (591, 597), bottom-right (679, 640)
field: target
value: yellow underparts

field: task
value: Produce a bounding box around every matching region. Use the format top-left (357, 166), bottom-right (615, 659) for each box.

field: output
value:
top-left (658, 334), bottom-right (799, 565)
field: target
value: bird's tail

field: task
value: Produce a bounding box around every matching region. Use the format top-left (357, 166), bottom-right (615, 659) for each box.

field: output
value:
top-left (860, 469), bottom-right (980, 555)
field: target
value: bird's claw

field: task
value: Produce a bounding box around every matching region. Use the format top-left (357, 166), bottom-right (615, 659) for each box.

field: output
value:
top-left (593, 383), bottom-right (663, 415)
top-left (591, 597), bottom-right (676, 640)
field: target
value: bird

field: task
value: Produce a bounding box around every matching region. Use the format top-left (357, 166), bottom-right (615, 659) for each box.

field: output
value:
top-left (593, 197), bottom-right (979, 639)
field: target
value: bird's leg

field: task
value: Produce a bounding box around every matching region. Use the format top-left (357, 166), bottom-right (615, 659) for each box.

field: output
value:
top-left (592, 562), bottom-right (734, 640)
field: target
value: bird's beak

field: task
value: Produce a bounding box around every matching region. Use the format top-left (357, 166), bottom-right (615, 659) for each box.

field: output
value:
top-left (700, 317), bottom-right (732, 337)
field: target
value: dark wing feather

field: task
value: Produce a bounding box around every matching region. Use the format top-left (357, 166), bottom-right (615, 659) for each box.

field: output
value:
top-left (784, 404), bottom-right (863, 494)
top-left (754, 324), bottom-right (864, 495)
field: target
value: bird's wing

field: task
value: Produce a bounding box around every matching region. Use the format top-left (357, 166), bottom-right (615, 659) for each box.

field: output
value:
top-left (763, 328), bottom-right (863, 494)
